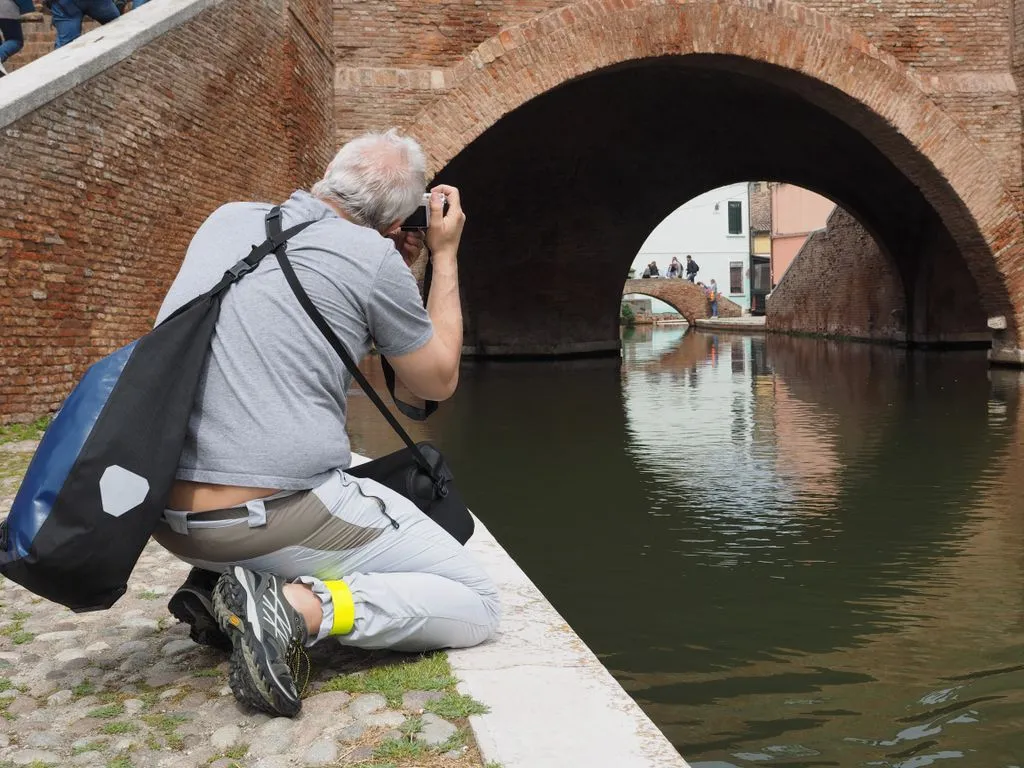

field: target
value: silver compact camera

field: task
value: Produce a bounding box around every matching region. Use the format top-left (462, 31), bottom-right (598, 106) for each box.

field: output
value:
top-left (401, 193), bottom-right (448, 231)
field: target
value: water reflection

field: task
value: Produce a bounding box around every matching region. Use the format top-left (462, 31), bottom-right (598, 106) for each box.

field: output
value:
top-left (348, 329), bottom-right (1024, 766)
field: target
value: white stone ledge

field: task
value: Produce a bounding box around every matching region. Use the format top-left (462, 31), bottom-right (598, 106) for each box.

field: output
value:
top-left (452, 517), bottom-right (690, 768)
top-left (0, 0), bottom-right (219, 129)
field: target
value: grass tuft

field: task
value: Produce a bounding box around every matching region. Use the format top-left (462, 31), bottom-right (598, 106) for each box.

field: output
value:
top-left (72, 680), bottom-right (96, 698)
top-left (424, 692), bottom-right (489, 720)
top-left (142, 713), bottom-right (189, 733)
top-left (88, 703), bottom-right (124, 718)
top-left (71, 741), bottom-right (105, 755)
top-left (437, 727), bottom-right (468, 753)
top-left (100, 721), bottom-right (138, 735)
top-left (372, 736), bottom-right (429, 760)
top-left (139, 713), bottom-right (188, 750)
top-left (398, 715), bottom-right (422, 738)
top-left (137, 590), bottom-right (161, 601)
top-left (320, 653), bottom-right (456, 707)
top-left (0, 417), bottom-right (50, 445)
top-left (0, 612), bottom-right (34, 646)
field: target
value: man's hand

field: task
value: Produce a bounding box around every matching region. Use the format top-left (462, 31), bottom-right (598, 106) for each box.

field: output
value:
top-left (387, 230), bottom-right (425, 268)
top-left (425, 185), bottom-right (465, 260)
top-left (387, 185), bottom-right (465, 402)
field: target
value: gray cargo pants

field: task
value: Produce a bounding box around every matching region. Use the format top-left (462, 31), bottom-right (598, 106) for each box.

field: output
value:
top-left (152, 470), bottom-right (501, 651)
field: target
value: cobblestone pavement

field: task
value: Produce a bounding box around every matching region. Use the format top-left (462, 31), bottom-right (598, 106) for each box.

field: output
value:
top-left (0, 441), bottom-right (485, 768)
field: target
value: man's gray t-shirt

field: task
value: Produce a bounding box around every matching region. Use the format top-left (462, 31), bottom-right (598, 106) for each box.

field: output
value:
top-left (156, 190), bottom-right (433, 490)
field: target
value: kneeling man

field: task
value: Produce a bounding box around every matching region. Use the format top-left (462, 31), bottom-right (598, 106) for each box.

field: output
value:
top-left (151, 130), bottom-right (500, 717)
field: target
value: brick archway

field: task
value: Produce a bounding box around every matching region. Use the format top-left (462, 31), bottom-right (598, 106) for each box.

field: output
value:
top-left (624, 279), bottom-right (740, 324)
top-left (403, 0), bottom-right (1024, 359)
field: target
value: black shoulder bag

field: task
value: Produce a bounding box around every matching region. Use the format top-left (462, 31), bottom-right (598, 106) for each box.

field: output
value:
top-left (1, 218), bottom-right (315, 611)
top-left (266, 208), bottom-right (474, 545)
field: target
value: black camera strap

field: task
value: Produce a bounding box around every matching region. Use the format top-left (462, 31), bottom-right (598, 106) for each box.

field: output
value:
top-left (266, 208), bottom-right (439, 479)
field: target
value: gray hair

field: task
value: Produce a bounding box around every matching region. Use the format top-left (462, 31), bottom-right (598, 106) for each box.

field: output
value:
top-left (311, 129), bottom-right (427, 232)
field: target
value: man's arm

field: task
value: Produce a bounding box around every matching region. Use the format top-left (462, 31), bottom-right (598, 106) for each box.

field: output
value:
top-left (388, 185), bottom-right (465, 401)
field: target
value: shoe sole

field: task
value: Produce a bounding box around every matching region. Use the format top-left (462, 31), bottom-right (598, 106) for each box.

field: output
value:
top-left (167, 590), bottom-right (232, 652)
top-left (213, 568), bottom-right (301, 717)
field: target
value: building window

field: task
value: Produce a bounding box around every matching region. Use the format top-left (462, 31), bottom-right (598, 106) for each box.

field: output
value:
top-left (730, 261), bottom-right (743, 294)
top-left (727, 201), bottom-right (742, 235)
top-left (751, 259), bottom-right (771, 292)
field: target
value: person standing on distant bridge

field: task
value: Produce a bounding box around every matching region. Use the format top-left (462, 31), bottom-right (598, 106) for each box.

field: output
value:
top-left (0, 0), bottom-right (44, 77)
top-left (685, 255), bottom-right (699, 283)
top-left (667, 257), bottom-right (683, 278)
top-left (46, 0), bottom-right (119, 49)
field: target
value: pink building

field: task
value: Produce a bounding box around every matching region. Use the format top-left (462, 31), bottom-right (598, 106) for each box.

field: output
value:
top-left (771, 184), bottom-right (835, 285)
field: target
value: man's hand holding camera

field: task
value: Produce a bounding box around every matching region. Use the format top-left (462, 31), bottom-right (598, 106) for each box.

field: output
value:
top-left (389, 185), bottom-right (465, 269)
top-left (425, 185), bottom-right (465, 266)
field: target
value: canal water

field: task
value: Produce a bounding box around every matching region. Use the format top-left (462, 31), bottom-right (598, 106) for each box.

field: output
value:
top-left (348, 325), bottom-right (1024, 767)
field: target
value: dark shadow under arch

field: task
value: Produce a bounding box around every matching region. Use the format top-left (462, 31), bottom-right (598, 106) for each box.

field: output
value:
top-left (434, 56), bottom-right (999, 356)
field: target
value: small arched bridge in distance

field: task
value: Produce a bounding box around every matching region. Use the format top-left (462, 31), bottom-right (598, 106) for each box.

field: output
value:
top-left (623, 279), bottom-right (742, 325)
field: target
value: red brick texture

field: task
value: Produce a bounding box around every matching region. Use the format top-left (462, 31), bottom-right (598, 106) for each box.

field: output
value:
top-left (767, 209), bottom-right (908, 342)
top-left (328, 0), bottom-right (1023, 357)
top-left (624, 280), bottom-right (741, 325)
top-left (8, 0), bottom-right (1024, 419)
top-left (0, 0), bottom-right (333, 423)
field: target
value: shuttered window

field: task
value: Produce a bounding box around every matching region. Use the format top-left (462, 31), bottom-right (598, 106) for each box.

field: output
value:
top-left (727, 201), bottom-right (742, 235)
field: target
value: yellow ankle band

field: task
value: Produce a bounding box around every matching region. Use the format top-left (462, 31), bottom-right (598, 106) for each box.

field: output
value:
top-left (324, 579), bottom-right (355, 636)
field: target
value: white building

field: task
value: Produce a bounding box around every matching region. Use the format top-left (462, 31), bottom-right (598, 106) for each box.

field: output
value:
top-left (629, 182), bottom-right (751, 311)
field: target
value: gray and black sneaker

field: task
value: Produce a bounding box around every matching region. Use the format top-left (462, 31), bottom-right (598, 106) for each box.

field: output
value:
top-left (168, 567), bottom-right (232, 652)
top-left (213, 566), bottom-right (310, 717)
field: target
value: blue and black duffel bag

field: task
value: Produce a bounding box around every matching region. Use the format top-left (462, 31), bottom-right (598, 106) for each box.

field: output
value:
top-left (0, 213), bottom-right (313, 612)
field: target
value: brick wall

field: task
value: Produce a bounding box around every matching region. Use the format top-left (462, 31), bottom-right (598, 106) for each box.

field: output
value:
top-left (749, 182), bottom-right (771, 233)
top-left (331, 0), bottom-right (1011, 73)
top-left (331, 0), bottom-right (1022, 203)
top-left (803, 0), bottom-right (1011, 72)
top-left (766, 208), bottom-right (907, 341)
top-left (0, 0), bottom-right (333, 423)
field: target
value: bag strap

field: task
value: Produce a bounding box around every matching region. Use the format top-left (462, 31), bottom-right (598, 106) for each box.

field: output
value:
top-left (158, 218), bottom-right (314, 327)
top-left (266, 208), bottom-right (439, 479)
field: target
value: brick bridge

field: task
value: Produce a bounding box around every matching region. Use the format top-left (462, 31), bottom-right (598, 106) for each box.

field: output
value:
top-left (5, 0), bottom-right (1024, 419)
top-left (623, 280), bottom-right (740, 324)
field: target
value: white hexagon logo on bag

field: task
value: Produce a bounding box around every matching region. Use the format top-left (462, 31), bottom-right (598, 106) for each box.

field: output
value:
top-left (99, 465), bottom-right (150, 517)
